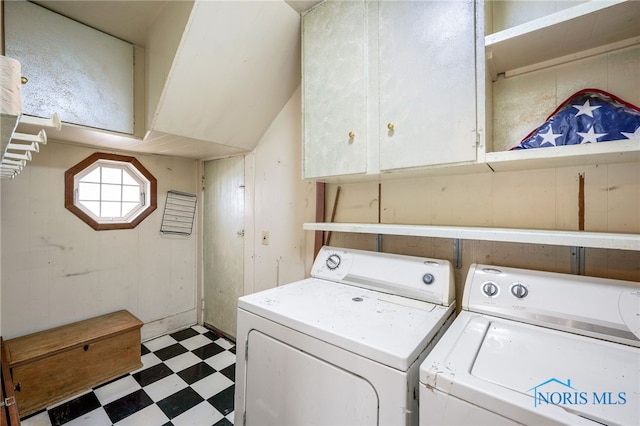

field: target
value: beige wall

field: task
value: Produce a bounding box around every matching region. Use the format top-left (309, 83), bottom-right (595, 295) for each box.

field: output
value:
top-left (244, 85), bottom-right (317, 297)
top-left (325, 162), bottom-right (640, 306)
top-left (0, 142), bottom-right (200, 340)
top-left (1, 0), bottom-right (5, 339)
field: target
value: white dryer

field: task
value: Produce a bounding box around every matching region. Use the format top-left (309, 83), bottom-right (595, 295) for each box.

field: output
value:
top-left (235, 246), bottom-right (455, 426)
top-left (420, 264), bottom-right (640, 425)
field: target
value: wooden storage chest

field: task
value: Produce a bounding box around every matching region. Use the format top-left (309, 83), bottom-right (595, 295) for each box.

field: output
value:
top-left (3, 310), bottom-right (143, 417)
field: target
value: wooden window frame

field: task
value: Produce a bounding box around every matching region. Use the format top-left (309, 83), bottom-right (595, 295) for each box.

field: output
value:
top-left (65, 152), bottom-right (157, 230)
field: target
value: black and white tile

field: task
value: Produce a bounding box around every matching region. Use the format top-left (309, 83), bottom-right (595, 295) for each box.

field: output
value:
top-left (21, 325), bottom-right (236, 426)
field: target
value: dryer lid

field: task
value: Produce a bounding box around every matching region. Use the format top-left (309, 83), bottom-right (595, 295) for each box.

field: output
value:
top-left (238, 278), bottom-right (454, 371)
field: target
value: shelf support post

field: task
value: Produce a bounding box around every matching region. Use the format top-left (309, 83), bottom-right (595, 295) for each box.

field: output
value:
top-left (376, 234), bottom-right (383, 252)
top-left (571, 246), bottom-right (585, 275)
top-left (453, 238), bottom-right (463, 269)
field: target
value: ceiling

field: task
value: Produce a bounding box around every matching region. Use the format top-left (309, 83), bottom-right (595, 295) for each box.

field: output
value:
top-left (31, 1), bottom-right (323, 47)
top-left (31, 0), bottom-right (168, 47)
top-left (16, 0), bottom-right (323, 160)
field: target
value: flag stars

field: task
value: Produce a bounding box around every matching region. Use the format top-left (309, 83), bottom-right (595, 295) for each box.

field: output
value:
top-left (572, 99), bottom-right (601, 117)
top-left (577, 126), bottom-right (607, 144)
top-left (538, 126), bottom-right (563, 146)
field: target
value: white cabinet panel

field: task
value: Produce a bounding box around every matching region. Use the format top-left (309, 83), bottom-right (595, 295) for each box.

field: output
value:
top-left (302, 0), bottom-right (367, 179)
top-left (4, 0), bottom-right (134, 134)
top-left (302, 0), bottom-right (477, 180)
top-left (378, 0), bottom-right (477, 170)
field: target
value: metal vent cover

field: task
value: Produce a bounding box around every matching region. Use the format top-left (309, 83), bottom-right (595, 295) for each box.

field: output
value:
top-left (160, 190), bottom-right (197, 235)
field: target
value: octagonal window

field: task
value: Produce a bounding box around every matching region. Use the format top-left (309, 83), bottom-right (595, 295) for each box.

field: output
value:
top-left (65, 153), bottom-right (157, 230)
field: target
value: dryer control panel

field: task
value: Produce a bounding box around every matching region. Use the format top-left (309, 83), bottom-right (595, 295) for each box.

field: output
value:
top-left (464, 263), bottom-right (640, 347)
top-left (311, 246), bottom-right (455, 306)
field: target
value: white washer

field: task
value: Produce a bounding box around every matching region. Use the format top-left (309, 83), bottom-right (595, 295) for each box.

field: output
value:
top-left (420, 264), bottom-right (640, 425)
top-left (235, 246), bottom-right (455, 426)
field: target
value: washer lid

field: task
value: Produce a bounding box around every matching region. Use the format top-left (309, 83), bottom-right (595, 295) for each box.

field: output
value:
top-left (420, 313), bottom-right (640, 425)
top-left (238, 278), bottom-right (454, 371)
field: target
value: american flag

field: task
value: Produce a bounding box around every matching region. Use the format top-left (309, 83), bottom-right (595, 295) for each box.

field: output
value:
top-left (513, 89), bottom-right (640, 150)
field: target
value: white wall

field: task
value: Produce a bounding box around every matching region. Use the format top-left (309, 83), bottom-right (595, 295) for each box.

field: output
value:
top-left (0, 142), bottom-right (200, 340)
top-left (244, 85), bottom-right (316, 297)
top-left (145, 0), bottom-right (194, 130)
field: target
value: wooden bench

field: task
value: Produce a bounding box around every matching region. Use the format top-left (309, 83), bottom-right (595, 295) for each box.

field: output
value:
top-left (1, 338), bottom-right (20, 426)
top-left (3, 310), bottom-right (143, 417)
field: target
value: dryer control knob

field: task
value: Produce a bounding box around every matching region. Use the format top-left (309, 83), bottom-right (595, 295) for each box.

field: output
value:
top-left (422, 273), bottom-right (435, 285)
top-left (482, 281), bottom-right (499, 297)
top-left (510, 283), bottom-right (528, 299)
top-left (326, 253), bottom-right (341, 270)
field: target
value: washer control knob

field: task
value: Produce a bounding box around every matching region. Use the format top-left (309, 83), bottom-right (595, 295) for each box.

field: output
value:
top-left (511, 283), bottom-right (528, 299)
top-left (482, 281), bottom-right (499, 297)
top-left (326, 253), bottom-right (341, 270)
top-left (422, 273), bottom-right (435, 285)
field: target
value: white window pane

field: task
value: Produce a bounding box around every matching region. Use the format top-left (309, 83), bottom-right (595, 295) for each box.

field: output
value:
top-left (101, 184), bottom-right (121, 202)
top-left (80, 167), bottom-right (101, 183)
top-left (101, 201), bottom-right (121, 217)
top-left (78, 182), bottom-right (100, 200)
top-left (122, 202), bottom-right (138, 217)
top-left (102, 167), bottom-right (122, 184)
top-left (122, 185), bottom-right (140, 202)
top-left (80, 201), bottom-right (100, 217)
top-left (122, 170), bottom-right (138, 185)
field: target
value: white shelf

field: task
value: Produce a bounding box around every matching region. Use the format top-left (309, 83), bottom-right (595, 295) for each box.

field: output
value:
top-left (303, 223), bottom-right (640, 251)
top-left (485, 0), bottom-right (640, 78)
top-left (485, 139), bottom-right (640, 172)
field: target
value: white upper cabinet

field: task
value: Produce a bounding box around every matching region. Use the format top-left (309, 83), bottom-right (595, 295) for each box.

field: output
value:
top-left (4, 0), bottom-right (134, 135)
top-left (481, 0), bottom-right (640, 171)
top-left (302, 0), bottom-right (478, 180)
top-left (303, 0), bottom-right (640, 181)
top-left (377, 0), bottom-right (477, 171)
top-left (302, 0), bottom-right (367, 179)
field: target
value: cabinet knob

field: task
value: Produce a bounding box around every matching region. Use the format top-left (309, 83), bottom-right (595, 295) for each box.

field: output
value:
top-left (348, 131), bottom-right (355, 139)
top-left (21, 76), bottom-right (28, 84)
top-left (387, 122), bottom-right (394, 131)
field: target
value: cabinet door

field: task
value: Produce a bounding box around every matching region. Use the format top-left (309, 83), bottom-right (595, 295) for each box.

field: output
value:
top-left (302, 0), bottom-right (367, 179)
top-left (378, 0), bottom-right (477, 171)
top-left (5, 0), bottom-right (134, 134)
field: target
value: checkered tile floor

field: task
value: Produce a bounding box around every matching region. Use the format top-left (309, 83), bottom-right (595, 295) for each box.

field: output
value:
top-left (20, 325), bottom-right (236, 426)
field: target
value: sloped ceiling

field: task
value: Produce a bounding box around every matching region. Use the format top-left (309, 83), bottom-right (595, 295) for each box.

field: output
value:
top-left (20, 0), bottom-right (321, 160)
top-left (150, 0), bottom-right (301, 153)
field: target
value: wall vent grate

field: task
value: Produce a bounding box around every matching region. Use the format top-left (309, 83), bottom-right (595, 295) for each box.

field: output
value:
top-left (160, 190), bottom-right (197, 235)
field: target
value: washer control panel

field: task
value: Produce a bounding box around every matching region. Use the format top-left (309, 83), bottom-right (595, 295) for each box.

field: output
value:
top-left (464, 263), bottom-right (640, 347)
top-left (479, 280), bottom-right (529, 299)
